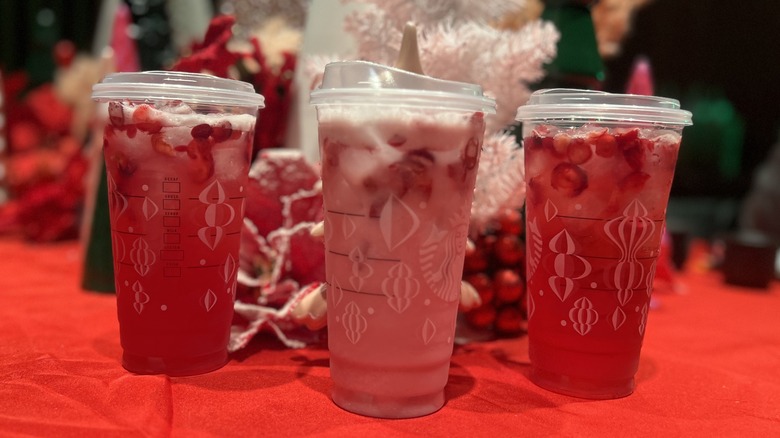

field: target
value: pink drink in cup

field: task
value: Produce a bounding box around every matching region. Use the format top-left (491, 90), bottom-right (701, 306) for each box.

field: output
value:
top-left (311, 61), bottom-right (495, 418)
top-left (516, 89), bottom-right (692, 398)
top-left (92, 71), bottom-right (264, 376)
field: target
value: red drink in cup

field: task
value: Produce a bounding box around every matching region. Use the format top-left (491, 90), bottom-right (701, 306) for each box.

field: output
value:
top-left (516, 89), bottom-right (692, 399)
top-left (92, 72), bottom-right (264, 376)
top-left (311, 61), bottom-right (495, 418)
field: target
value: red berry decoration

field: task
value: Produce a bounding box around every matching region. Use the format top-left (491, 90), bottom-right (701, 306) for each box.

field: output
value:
top-left (551, 162), bottom-right (588, 197)
top-left (464, 304), bottom-right (497, 330)
top-left (461, 207), bottom-right (529, 338)
top-left (494, 269), bottom-right (524, 304)
top-left (495, 306), bottom-right (525, 335)
top-left (497, 208), bottom-right (524, 236)
top-left (464, 272), bottom-right (494, 304)
top-left (494, 234), bottom-right (524, 267)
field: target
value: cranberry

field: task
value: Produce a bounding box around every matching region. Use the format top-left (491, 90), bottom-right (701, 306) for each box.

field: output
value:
top-left (595, 133), bottom-right (617, 158)
top-left (567, 138), bottom-right (592, 164)
top-left (211, 121), bottom-right (233, 142)
top-left (191, 123), bottom-right (213, 139)
top-left (551, 162), bottom-right (588, 197)
top-left (494, 269), bottom-right (524, 303)
top-left (132, 104), bottom-right (162, 133)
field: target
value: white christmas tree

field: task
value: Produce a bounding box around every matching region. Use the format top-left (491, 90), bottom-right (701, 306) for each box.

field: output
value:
top-left (308, 0), bottom-right (559, 227)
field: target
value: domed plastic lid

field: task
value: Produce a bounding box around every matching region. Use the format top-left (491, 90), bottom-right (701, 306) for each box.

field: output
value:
top-left (516, 88), bottom-right (692, 126)
top-left (310, 61), bottom-right (496, 113)
top-left (92, 71), bottom-right (265, 108)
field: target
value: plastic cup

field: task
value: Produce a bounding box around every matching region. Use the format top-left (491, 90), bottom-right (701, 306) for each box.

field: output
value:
top-left (92, 71), bottom-right (264, 376)
top-left (516, 89), bottom-right (692, 399)
top-left (310, 61), bottom-right (495, 417)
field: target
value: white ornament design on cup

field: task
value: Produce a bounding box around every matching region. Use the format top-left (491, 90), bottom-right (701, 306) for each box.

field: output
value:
top-left (342, 301), bottom-right (368, 344)
top-left (382, 262), bottom-right (419, 313)
top-left (348, 247), bottom-right (373, 292)
top-left (548, 229), bottom-right (592, 302)
top-left (197, 180), bottom-right (236, 251)
top-left (379, 194), bottom-right (419, 251)
top-left (141, 196), bottom-right (159, 221)
top-left (604, 199), bottom-right (655, 312)
top-left (569, 296), bottom-right (598, 336)
top-left (132, 281), bottom-right (150, 314)
top-left (421, 318), bottom-right (437, 345)
top-left (130, 237), bottom-right (155, 277)
top-left (203, 289), bottom-right (217, 312)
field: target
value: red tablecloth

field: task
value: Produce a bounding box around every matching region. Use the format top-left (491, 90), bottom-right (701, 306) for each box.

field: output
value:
top-left (1, 237), bottom-right (778, 437)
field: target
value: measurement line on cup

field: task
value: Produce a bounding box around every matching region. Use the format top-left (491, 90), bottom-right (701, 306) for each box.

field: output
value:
top-left (326, 209), bottom-right (366, 218)
top-left (327, 250), bottom-right (400, 263)
top-left (556, 214), bottom-right (665, 223)
top-left (578, 254), bottom-right (659, 261)
top-left (324, 282), bottom-right (384, 297)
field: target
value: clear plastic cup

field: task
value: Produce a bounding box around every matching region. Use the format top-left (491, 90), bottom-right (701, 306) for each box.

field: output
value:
top-left (92, 71), bottom-right (264, 376)
top-left (311, 61), bottom-right (495, 417)
top-left (516, 89), bottom-right (692, 398)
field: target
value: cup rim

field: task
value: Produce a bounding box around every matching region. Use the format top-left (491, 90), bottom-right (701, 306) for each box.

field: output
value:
top-left (92, 70), bottom-right (265, 108)
top-left (310, 61), bottom-right (496, 114)
top-left (515, 88), bottom-right (692, 126)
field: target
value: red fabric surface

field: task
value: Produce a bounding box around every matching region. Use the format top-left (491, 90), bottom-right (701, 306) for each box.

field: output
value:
top-left (1, 237), bottom-right (778, 437)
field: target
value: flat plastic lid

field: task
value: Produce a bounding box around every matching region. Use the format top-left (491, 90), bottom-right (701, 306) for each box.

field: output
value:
top-left (515, 88), bottom-right (692, 126)
top-left (310, 61), bottom-right (496, 114)
top-left (92, 71), bottom-right (265, 108)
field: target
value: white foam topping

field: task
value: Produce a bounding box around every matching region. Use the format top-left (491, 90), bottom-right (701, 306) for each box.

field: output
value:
top-left (125, 103), bottom-right (257, 131)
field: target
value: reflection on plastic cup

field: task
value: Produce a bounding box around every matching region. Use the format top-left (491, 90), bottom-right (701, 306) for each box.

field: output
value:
top-left (92, 71), bottom-right (264, 376)
top-left (516, 89), bottom-right (692, 399)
